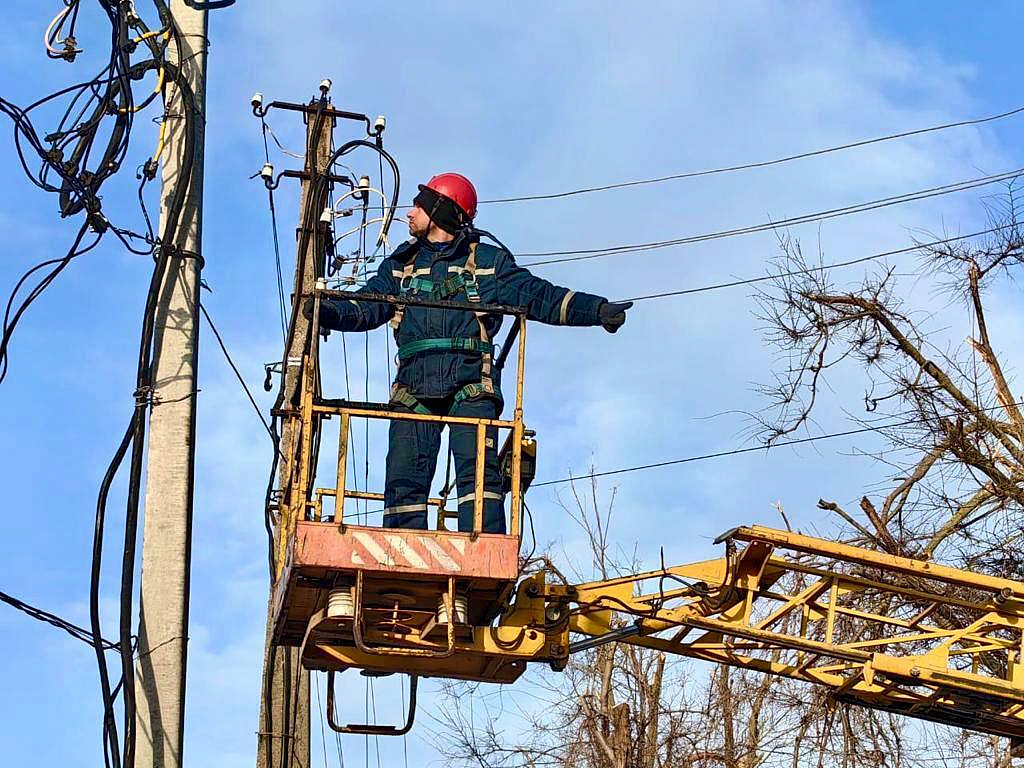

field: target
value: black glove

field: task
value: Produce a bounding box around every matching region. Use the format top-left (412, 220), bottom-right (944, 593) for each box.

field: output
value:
top-left (599, 300), bottom-right (632, 333)
top-left (305, 297), bottom-right (344, 330)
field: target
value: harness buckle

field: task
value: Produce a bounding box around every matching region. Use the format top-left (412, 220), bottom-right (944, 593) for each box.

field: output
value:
top-left (462, 270), bottom-right (481, 303)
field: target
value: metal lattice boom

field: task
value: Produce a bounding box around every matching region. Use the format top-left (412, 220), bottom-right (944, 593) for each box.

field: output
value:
top-left (562, 526), bottom-right (1024, 742)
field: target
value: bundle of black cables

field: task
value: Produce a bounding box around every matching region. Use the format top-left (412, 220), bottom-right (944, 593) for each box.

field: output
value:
top-left (0, 4), bottom-right (203, 768)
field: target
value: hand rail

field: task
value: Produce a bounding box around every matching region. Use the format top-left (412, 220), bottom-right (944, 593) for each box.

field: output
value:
top-left (312, 289), bottom-right (528, 318)
top-left (326, 670), bottom-right (418, 736)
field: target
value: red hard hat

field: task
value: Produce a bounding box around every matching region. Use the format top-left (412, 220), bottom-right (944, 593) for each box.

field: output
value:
top-left (422, 172), bottom-right (477, 220)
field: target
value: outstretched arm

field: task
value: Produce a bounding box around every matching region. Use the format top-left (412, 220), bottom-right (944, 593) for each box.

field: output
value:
top-left (492, 249), bottom-right (608, 326)
top-left (318, 258), bottom-right (399, 332)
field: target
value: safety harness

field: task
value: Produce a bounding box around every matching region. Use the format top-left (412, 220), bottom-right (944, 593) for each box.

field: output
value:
top-left (389, 241), bottom-right (497, 414)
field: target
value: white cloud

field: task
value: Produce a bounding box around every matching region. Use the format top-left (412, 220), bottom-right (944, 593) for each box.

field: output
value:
top-left (0, 1), bottom-right (1019, 764)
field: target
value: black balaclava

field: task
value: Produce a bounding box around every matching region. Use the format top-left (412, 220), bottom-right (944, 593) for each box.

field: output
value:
top-left (413, 184), bottom-right (469, 235)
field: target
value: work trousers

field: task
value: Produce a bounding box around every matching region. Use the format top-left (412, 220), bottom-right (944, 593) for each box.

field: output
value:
top-left (383, 395), bottom-right (506, 534)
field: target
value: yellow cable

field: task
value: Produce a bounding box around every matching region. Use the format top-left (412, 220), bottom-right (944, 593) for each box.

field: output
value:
top-left (119, 32), bottom-right (171, 114)
top-left (131, 28), bottom-right (170, 45)
top-left (118, 63), bottom-right (166, 115)
top-left (154, 64), bottom-right (166, 97)
top-left (152, 109), bottom-right (169, 167)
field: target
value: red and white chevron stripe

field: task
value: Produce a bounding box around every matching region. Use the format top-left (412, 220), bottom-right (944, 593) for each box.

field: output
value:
top-left (292, 521), bottom-right (519, 580)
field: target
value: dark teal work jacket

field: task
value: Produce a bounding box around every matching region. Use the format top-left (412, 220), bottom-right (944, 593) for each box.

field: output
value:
top-left (318, 236), bottom-right (608, 402)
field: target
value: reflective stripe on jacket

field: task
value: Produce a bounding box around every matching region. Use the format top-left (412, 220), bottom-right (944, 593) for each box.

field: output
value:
top-left (319, 236), bottom-right (607, 399)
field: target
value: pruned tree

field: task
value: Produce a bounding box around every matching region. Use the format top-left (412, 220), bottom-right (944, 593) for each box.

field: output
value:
top-left (750, 188), bottom-right (1024, 766)
top-left (755, 188), bottom-right (1024, 576)
top-left (430, 478), bottom-right (872, 768)
top-left (431, 473), bottom-right (697, 768)
top-left (430, 190), bottom-right (1024, 768)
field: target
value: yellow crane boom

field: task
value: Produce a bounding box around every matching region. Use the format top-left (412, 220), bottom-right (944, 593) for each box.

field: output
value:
top-left (560, 525), bottom-right (1024, 742)
top-left (269, 287), bottom-right (1024, 747)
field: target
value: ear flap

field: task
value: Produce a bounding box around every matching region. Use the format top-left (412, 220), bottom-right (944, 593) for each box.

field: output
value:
top-left (414, 185), bottom-right (468, 235)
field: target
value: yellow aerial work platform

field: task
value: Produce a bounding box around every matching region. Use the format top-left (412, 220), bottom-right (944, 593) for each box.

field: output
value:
top-left (269, 289), bottom-right (1024, 744)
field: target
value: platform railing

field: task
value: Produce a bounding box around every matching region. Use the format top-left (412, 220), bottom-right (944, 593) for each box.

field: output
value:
top-left (275, 289), bottom-right (530, 572)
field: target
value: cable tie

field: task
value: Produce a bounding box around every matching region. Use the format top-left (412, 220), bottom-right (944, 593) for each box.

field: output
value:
top-left (134, 385), bottom-right (157, 407)
top-left (60, 36), bottom-right (80, 63)
top-left (184, 0), bottom-right (237, 12)
top-left (158, 244), bottom-right (206, 269)
top-left (87, 212), bottom-right (109, 235)
top-left (152, 389), bottom-right (201, 407)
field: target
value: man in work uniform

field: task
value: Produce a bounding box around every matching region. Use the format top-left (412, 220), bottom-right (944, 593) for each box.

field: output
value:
top-left (315, 173), bottom-right (631, 534)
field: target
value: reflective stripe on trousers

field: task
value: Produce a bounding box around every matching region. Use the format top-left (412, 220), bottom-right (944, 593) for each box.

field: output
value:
top-left (383, 395), bottom-right (505, 533)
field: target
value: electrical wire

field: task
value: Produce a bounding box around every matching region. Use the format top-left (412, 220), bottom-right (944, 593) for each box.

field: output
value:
top-left (199, 288), bottom-right (281, 573)
top-left (262, 119), bottom-right (305, 160)
top-left (319, 220), bottom-right (1018, 351)
top-left (534, 401), bottom-right (1024, 488)
top-left (533, 424), bottom-right (891, 487)
top-left (314, 672), bottom-right (329, 768)
top-left (259, 113), bottom-right (290, 342)
top-left (199, 300), bottom-right (274, 439)
top-left (479, 102), bottom-right (1024, 205)
top-left (519, 166), bottom-right (1024, 264)
top-left (369, 676), bottom-right (381, 768)
top-left (92, 411), bottom-right (136, 768)
top-left (97, 56), bottom-right (199, 768)
top-left (0, 588), bottom-right (118, 650)
top-left (400, 674), bottom-right (408, 768)
top-left (618, 222), bottom-right (1021, 303)
top-left (59, 9), bottom-right (200, 766)
top-left (89, 40), bottom-right (189, 768)
top-left (44, 4), bottom-right (76, 57)
top-left (334, 214), bottom-right (392, 258)
top-left (136, 172), bottom-right (157, 244)
top-left (265, 127), bottom-right (400, 548)
top-left (0, 220), bottom-right (100, 384)
top-left (377, 143), bottom-right (389, 263)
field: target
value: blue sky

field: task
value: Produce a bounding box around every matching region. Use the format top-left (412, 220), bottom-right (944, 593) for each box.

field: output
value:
top-left (1, 2), bottom-right (1023, 766)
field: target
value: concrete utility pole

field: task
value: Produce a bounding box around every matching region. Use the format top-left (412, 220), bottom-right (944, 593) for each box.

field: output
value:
top-left (256, 93), bottom-right (335, 768)
top-left (134, 2), bottom-right (208, 767)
